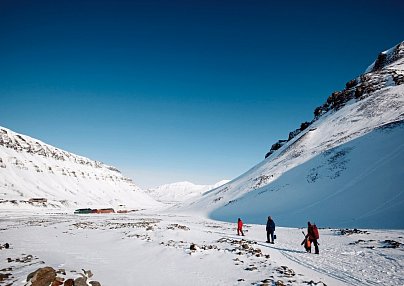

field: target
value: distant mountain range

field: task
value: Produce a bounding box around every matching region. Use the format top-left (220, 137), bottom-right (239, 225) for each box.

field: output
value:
top-left (145, 180), bottom-right (229, 205)
top-left (178, 41), bottom-right (404, 229)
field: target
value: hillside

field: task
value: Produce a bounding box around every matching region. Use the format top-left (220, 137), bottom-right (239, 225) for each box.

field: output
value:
top-left (179, 42), bottom-right (404, 229)
top-left (0, 127), bottom-right (159, 210)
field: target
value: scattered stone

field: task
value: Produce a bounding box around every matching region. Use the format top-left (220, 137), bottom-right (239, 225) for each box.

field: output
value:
top-left (64, 278), bottom-right (75, 286)
top-left (237, 278), bottom-right (244, 282)
top-left (82, 269), bottom-right (94, 278)
top-left (16, 254), bottom-right (34, 263)
top-left (23, 265), bottom-right (101, 286)
top-left (74, 276), bottom-right (88, 286)
top-left (380, 240), bottom-right (402, 248)
top-left (275, 280), bottom-right (285, 286)
top-left (190, 244), bottom-right (198, 251)
top-left (338, 228), bottom-right (369, 235)
top-left (276, 266), bottom-right (295, 277)
top-left (57, 269), bottom-right (66, 275)
top-left (200, 244), bottom-right (217, 250)
top-left (0, 272), bottom-right (12, 282)
top-left (303, 280), bottom-right (327, 285)
top-left (349, 239), bottom-right (376, 247)
top-left (167, 224), bottom-right (190, 231)
top-left (52, 279), bottom-right (64, 286)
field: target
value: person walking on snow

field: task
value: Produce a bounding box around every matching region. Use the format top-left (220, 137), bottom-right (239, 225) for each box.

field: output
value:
top-left (307, 221), bottom-right (319, 254)
top-left (237, 218), bottom-right (245, 236)
top-left (266, 216), bottom-right (275, 244)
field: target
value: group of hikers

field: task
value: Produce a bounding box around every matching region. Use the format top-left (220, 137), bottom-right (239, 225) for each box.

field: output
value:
top-left (237, 217), bottom-right (320, 254)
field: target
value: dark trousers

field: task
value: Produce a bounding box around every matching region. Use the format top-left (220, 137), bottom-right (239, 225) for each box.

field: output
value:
top-left (267, 231), bottom-right (274, 243)
top-left (237, 228), bottom-right (244, 236)
top-left (311, 239), bottom-right (319, 254)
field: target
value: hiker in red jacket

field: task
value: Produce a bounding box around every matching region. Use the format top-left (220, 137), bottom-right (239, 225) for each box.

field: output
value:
top-left (237, 218), bottom-right (245, 236)
top-left (307, 221), bottom-right (319, 254)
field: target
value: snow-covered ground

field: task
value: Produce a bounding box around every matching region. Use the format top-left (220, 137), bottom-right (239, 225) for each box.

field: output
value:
top-left (1, 210), bottom-right (403, 286)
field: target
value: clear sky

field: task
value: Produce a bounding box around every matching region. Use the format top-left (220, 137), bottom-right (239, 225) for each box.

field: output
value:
top-left (1, 0), bottom-right (403, 188)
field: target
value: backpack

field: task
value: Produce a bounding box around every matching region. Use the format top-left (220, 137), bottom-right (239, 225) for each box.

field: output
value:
top-left (305, 238), bottom-right (311, 250)
top-left (312, 224), bottom-right (319, 239)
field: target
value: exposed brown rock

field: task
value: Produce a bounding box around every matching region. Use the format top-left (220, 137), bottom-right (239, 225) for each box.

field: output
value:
top-left (74, 277), bottom-right (88, 286)
top-left (64, 278), bottom-right (75, 286)
top-left (28, 266), bottom-right (56, 286)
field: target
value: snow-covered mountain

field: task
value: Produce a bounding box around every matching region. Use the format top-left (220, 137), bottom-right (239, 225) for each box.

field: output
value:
top-left (145, 180), bottom-right (229, 204)
top-left (180, 41), bottom-right (404, 229)
top-left (0, 127), bottom-right (160, 210)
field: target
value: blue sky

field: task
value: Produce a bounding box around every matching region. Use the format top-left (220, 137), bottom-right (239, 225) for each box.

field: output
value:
top-left (1, 0), bottom-right (403, 188)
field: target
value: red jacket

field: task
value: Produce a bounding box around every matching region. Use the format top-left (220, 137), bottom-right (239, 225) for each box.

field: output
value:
top-left (238, 220), bottom-right (243, 229)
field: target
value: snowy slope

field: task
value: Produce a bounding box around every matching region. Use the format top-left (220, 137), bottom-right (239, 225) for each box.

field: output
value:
top-left (145, 180), bottom-right (229, 204)
top-left (180, 42), bottom-right (404, 229)
top-left (0, 127), bottom-right (160, 210)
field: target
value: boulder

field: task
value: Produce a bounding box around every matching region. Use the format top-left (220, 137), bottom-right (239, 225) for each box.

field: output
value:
top-left (27, 267), bottom-right (56, 286)
top-left (89, 281), bottom-right (102, 286)
top-left (51, 280), bottom-right (64, 286)
top-left (74, 277), bottom-right (88, 286)
top-left (64, 278), bottom-right (75, 286)
top-left (82, 269), bottom-right (93, 278)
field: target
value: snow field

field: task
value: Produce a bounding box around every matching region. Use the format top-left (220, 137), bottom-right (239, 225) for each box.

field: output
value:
top-left (1, 211), bottom-right (402, 286)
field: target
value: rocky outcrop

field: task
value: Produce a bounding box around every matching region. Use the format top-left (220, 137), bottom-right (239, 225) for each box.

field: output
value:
top-left (265, 140), bottom-right (287, 158)
top-left (314, 41), bottom-right (404, 118)
top-left (265, 41), bottom-right (404, 159)
top-left (0, 128), bottom-right (132, 184)
top-left (368, 41), bottom-right (404, 72)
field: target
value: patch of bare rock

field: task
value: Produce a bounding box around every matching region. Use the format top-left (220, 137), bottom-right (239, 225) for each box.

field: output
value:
top-left (26, 267), bottom-right (101, 286)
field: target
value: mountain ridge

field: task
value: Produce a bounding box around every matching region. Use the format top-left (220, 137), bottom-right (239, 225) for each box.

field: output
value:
top-left (265, 41), bottom-right (404, 160)
top-left (0, 126), bottom-right (159, 210)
